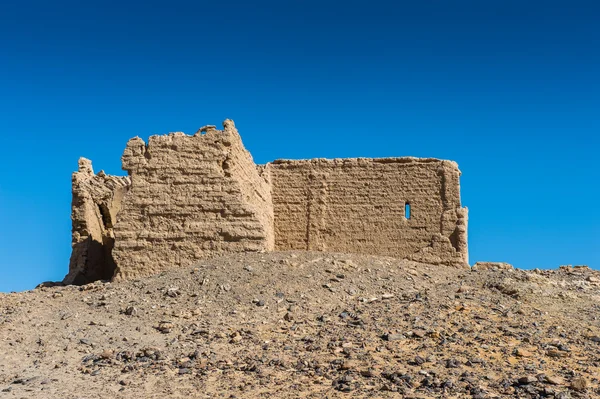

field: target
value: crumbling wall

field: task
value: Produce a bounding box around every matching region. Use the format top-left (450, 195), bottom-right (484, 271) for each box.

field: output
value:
top-left (111, 120), bottom-right (273, 280)
top-left (268, 158), bottom-right (468, 267)
top-left (64, 158), bottom-right (131, 285)
top-left (66, 120), bottom-right (469, 284)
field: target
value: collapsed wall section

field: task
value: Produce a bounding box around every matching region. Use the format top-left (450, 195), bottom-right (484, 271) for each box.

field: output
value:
top-left (111, 120), bottom-right (273, 280)
top-left (64, 158), bottom-right (131, 285)
top-left (268, 158), bottom-right (468, 267)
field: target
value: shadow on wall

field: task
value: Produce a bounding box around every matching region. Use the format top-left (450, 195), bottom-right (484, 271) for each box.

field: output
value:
top-left (62, 156), bottom-right (131, 286)
top-left (68, 236), bottom-right (117, 285)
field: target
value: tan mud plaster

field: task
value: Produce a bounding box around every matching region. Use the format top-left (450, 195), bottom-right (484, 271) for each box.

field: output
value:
top-left (66, 120), bottom-right (468, 284)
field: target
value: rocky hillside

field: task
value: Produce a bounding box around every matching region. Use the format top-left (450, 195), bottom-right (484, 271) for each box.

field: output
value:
top-left (1, 252), bottom-right (599, 398)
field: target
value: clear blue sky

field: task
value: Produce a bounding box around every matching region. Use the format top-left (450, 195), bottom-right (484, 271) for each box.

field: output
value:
top-left (1, 1), bottom-right (598, 292)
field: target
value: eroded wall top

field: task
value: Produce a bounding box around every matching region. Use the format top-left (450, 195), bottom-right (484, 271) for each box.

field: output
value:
top-left (65, 158), bottom-right (130, 285)
top-left (111, 120), bottom-right (274, 280)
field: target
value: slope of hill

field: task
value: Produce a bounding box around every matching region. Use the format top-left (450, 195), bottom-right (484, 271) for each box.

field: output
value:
top-left (1, 252), bottom-right (598, 398)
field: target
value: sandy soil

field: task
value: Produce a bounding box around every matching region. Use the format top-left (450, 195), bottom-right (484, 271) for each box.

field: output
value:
top-left (1, 251), bottom-right (599, 398)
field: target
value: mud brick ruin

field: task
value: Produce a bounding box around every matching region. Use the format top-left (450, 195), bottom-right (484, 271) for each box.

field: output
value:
top-left (65, 120), bottom-right (469, 284)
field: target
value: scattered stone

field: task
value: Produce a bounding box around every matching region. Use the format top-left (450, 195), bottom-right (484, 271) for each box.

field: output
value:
top-left (515, 348), bottom-right (533, 357)
top-left (468, 357), bottom-right (484, 365)
top-left (570, 377), bottom-right (587, 391)
top-left (361, 369), bottom-right (377, 378)
top-left (340, 360), bottom-right (356, 371)
top-left (413, 355), bottom-right (425, 365)
top-left (473, 262), bottom-right (514, 271)
top-left (219, 284), bottom-right (231, 292)
top-left (383, 333), bottom-right (404, 341)
top-left (230, 333), bottom-right (243, 343)
top-left (492, 280), bottom-right (519, 297)
top-left (142, 347), bottom-right (162, 359)
top-left (545, 375), bottom-right (565, 385)
top-left (457, 285), bottom-right (472, 293)
top-left (546, 349), bottom-right (568, 358)
top-left (412, 329), bottom-right (426, 339)
top-left (157, 321), bottom-right (174, 333)
top-left (125, 306), bottom-right (138, 316)
top-left (518, 376), bottom-right (537, 385)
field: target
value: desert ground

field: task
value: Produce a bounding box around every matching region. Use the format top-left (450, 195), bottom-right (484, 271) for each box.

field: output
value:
top-left (1, 251), bottom-right (599, 398)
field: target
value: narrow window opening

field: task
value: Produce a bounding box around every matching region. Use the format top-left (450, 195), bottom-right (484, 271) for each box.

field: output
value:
top-left (405, 202), bottom-right (411, 219)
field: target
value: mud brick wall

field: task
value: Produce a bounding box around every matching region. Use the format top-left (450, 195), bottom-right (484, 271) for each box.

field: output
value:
top-left (65, 120), bottom-right (469, 285)
top-left (65, 158), bottom-right (131, 285)
top-left (268, 158), bottom-right (468, 267)
top-left (110, 120), bottom-right (273, 280)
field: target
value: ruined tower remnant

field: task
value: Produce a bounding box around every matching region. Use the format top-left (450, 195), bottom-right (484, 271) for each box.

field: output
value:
top-left (65, 158), bottom-right (131, 284)
top-left (110, 120), bottom-right (274, 281)
top-left (66, 120), bottom-right (468, 284)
